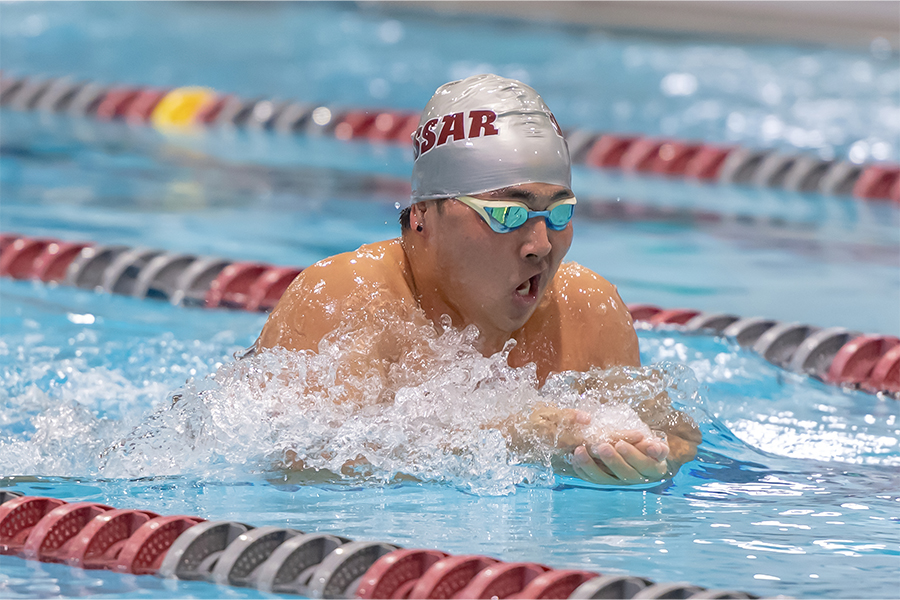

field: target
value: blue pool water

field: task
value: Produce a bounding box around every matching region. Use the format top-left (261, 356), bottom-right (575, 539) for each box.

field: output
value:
top-left (1, 3), bottom-right (899, 599)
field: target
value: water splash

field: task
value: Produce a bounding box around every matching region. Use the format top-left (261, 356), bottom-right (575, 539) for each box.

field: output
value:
top-left (95, 315), bottom-right (701, 495)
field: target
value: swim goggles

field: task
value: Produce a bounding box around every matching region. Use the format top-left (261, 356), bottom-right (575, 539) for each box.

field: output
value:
top-left (455, 196), bottom-right (577, 233)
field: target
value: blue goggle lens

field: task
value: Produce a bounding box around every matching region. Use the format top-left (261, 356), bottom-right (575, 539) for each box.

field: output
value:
top-left (547, 203), bottom-right (574, 228)
top-left (485, 203), bottom-right (574, 231)
top-left (487, 206), bottom-right (527, 229)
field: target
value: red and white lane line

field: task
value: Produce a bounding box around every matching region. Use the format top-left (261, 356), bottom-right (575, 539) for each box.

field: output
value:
top-left (0, 491), bottom-right (769, 599)
top-left (1, 73), bottom-right (898, 203)
top-left (1, 232), bottom-right (897, 397)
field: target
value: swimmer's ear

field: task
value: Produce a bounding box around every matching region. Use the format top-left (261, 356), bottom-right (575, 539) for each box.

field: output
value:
top-left (410, 201), bottom-right (428, 232)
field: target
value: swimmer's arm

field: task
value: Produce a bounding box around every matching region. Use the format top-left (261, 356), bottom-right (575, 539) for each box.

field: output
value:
top-left (555, 267), bottom-right (700, 482)
top-left (634, 391), bottom-right (702, 470)
top-left (572, 375), bottom-right (702, 483)
top-left (492, 404), bottom-right (672, 485)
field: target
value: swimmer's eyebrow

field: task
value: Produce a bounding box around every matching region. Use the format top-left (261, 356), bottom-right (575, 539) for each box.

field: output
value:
top-left (483, 187), bottom-right (574, 203)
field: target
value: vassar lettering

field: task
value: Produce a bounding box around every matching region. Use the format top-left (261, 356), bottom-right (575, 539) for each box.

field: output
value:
top-left (419, 118), bottom-right (439, 154)
top-left (436, 112), bottom-right (466, 148)
top-left (468, 110), bottom-right (500, 139)
top-left (412, 126), bottom-right (422, 159)
top-left (548, 112), bottom-right (563, 137)
top-left (417, 110), bottom-right (501, 157)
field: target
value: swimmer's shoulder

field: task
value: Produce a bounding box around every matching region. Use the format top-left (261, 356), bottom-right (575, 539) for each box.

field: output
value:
top-left (259, 239), bottom-right (414, 351)
top-left (287, 239), bottom-right (411, 297)
top-left (551, 262), bottom-right (625, 307)
top-left (549, 262), bottom-right (640, 368)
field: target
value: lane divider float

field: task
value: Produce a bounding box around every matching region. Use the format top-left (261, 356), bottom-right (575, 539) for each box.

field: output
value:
top-left (0, 492), bottom-right (773, 599)
top-left (1, 232), bottom-right (897, 398)
top-left (1, 72), bottom-right (898, 203)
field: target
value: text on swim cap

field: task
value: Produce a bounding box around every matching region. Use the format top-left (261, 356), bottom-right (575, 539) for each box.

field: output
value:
top-left (413, 110), bottom-right (499, 159)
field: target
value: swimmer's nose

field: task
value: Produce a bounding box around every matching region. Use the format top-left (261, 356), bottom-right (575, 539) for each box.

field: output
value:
top-left (520, 216), bottom-right (552, 261)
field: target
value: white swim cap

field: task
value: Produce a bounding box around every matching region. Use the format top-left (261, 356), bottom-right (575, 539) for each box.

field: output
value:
top-left (410, 74), bottom-right (571, 203)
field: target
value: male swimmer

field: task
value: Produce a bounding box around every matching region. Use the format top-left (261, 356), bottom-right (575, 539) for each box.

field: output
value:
top-left (257, 74), bottom-right (700, 485)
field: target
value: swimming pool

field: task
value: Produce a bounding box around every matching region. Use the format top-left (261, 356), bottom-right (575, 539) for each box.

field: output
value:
top-left (1, 2), bottom-right (899, 599)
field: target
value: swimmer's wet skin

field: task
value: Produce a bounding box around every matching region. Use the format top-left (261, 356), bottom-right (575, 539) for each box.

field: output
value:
top-left (256, 74), bottom-right (701, 485)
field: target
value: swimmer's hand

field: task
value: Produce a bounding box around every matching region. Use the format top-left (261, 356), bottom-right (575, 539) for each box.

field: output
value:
top-left (571, 430), bottom-right (670, 485)
top-left (522, 406), bottom-right (671, 484)
top-left (523, 404), bottom-right (593, 449)
top-left (502, 405), bottom-right (689, 485)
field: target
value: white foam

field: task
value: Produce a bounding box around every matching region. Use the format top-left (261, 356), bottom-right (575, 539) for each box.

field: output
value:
top-left (94, 314), bottom-right (697, 495)
top-left (2, 309), bottom-right (699, 494)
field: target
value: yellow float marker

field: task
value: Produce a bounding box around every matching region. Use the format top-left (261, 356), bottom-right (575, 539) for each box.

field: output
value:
top-left (151, 86), bottom-right (217, 131)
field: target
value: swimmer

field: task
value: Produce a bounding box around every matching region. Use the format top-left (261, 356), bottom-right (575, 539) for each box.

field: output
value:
top-left (256, 74), bottom-right (700, 485)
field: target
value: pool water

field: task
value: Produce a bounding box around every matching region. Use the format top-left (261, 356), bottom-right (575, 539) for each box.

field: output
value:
top-left (1, 2), bottom-right (899, 599)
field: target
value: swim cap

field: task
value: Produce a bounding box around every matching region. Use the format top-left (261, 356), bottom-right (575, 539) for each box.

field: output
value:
top-left (410, 74), bottom-right (571, 203)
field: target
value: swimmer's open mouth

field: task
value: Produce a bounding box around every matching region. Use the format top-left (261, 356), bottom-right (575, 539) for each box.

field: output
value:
top-left (515, 274), bottom-right (540, 298)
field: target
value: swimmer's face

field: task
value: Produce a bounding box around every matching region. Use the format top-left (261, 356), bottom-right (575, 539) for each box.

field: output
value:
top-left (424, 182), bottom-right (574, 344)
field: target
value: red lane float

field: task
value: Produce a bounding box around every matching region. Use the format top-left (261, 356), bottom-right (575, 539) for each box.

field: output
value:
top-left (0, 496), bottom-right (68, 555)
top-left (32, 241), bottom-right (94, 282)
top-left (365, 112), bottom-right (419, 144)
top-left (61, 508), bottom-right (160, 569)
top-left (647, 308), bottom-right (701, 326)
top-left (652, 142), bottom-right (703, 176)
top-left (335, 110), bottom-right (380, 141)
top-left (584, 135), bottom-right (637, 168)
top-left (683, 145), bottom-right (733, 180)
top-left (204, 262), bottom-right (270, 310)
top-left (890, 173), bottom-right (900, 204)
top-left (21, 502), bottom-right (114, 563)
top-left (0, 233), bottom-right (20, 255)
top-left (619, 138), bottom-right (706, 175)
top-left (95, 87), bottom-right (142, 121)
top-left (193, 94), bottom-right (229, 125)
top-left (620, 138), bottom-right (666, 172)
top-left (408, 555), bottom-right (500, 599)
top-left (862, 343), bottom-right (900, 394)
top-left (114, 515), bottom-right (206, 575)
top-left (852, 166), bottom-right (900, 200)
top-left (626, 304), bottom-right (663, 322)
top-left (826, 335), bottom-right (900, 387)
top-left (0, 237), bottom-right (52, 279)
top-left (0, 235), bottom-right (95, 283)
top-left (393, 114), bottom-right (422, 144)
top-left (511, 569), bottom-right (599, 600)
top-left (455, 562), bottom-right (551, 599)
top-left (124, 88), bottom-right (170, 125)
top-left (356, 548), bottom-right (450, 599)
top-left (366, 111), bottom-right (405, 142)
top-left (244, 266), bottom-right (303, 312)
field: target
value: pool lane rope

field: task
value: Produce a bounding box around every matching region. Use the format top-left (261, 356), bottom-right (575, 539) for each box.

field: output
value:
top-left (1, 232), bottom-right (897, 398)
top-left (0, 491), bottom-right (776, 599)
top-left (1, 73), bottom-right (899, 203)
